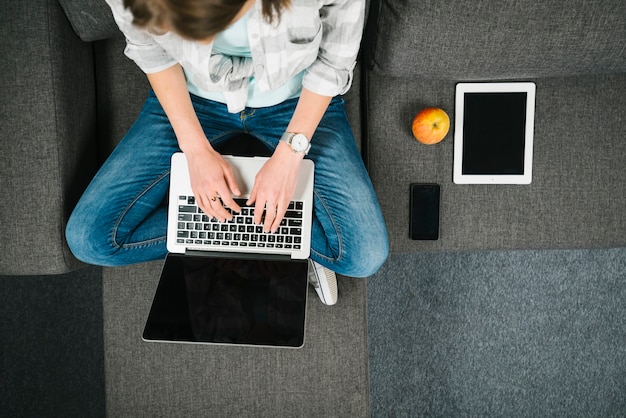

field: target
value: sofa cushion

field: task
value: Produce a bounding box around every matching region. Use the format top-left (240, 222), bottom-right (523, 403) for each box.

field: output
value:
top-left (102, 262), bottom-right (370, 416)
top-left (1, 0), bottom-right (98, 275)
top-left (365, 72), bottom-right (626, 252)
top-left (58, 0), bottom-right (119, 41)
top-left (367, 0), bottom-right (626, 79)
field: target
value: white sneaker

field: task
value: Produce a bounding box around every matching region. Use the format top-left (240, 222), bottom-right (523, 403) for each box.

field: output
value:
top-left (308, 260), bottom-right (338, 305)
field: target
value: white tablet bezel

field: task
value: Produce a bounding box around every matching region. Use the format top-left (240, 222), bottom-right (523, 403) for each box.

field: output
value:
top-left (453, 82), bottom-right (536, 184)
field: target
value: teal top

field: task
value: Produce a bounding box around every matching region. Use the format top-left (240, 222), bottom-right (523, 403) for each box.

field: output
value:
top-left (186, 12), bottom-right (304, 108)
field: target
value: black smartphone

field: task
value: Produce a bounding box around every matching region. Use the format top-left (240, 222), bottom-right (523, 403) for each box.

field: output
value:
top-left (409, 183), bottom-right (441, 240)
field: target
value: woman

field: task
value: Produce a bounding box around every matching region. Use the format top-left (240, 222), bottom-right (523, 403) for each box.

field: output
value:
top-left (66, 0), bottom-right (389, 305)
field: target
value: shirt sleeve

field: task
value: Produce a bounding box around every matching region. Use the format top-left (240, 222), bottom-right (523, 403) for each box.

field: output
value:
top-left (105, 0), bottom-right (178, 74)
top-left (302, 0), bottom-right (366, 97)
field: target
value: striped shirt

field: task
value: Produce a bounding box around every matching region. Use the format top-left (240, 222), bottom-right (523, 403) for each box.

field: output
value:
top-left (105, 0), bottom-right (366, 113)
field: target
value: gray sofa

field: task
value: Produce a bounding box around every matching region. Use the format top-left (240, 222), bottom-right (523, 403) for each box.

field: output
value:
top-left (2, 0), bottom-right (624, 275)
top-left (2, 0), bottom-right (624, 415)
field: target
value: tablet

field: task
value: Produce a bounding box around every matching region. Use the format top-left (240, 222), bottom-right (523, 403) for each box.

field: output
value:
top-left (453, 82), bottom-right (536, 184)
top-left (143, 254), bottom-right (308, 349)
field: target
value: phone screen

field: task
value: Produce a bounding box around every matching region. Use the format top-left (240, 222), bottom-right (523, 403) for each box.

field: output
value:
top-left (409, 184), bottom-right (440, 240)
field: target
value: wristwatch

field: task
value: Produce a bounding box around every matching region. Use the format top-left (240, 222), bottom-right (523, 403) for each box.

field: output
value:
top-left (280, 132), bottom-right (311, 155)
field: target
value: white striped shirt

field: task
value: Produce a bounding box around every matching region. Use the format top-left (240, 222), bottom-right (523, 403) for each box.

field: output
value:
top-left (105, 0), bottom-right (366, 113)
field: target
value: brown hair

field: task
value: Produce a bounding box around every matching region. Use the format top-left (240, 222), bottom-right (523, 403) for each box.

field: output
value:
top-left (124, 0), bottom-right (290, 40)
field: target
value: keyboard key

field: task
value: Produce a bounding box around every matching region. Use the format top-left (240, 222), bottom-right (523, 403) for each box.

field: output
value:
top-left (284, 210), bottom-right (302, 219)
top-left (175, 199), bottom-right (306, 251)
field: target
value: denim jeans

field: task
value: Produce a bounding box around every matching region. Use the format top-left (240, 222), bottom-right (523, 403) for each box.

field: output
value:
top-left (66, 92), bottom-right (389, 277)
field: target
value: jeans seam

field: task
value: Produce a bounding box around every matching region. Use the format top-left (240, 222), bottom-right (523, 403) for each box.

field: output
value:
top-left (310, 189), bottom-right (344, 263)
top-left (111, 170), bottom-right (170, 250)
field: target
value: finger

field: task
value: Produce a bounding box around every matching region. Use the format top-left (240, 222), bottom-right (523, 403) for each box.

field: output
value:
top-left (195, 193), bottom-right (213, 218)
top-left (209, 194), bottom-right (234, 222)
top-left (246, 183), bottom-right (257, 207)
top-left (222, 165), bottom-right (241, 197)
top-left (248, 187), bottom-right (266, 225)
top-left (270, 201), bottom-right (288, 233)
top-left (218, 190), bottom-right (241, 214)
top-left (253, 199), bottom-right (265, 226)
top-left (263, 202), bottom-right (277, 233)
top-left (197, 193), bottom-right (221, 221)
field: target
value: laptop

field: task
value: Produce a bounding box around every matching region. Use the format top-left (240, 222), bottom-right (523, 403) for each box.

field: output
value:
top-left (142, 152), bottom-right (315, 349)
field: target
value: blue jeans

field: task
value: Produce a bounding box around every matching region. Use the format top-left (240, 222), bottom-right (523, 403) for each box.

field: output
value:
top-left (66, 93), bottom-right (389, 277)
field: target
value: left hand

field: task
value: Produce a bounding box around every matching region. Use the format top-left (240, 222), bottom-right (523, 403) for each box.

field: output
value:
top-left (246, 141), bottom-right (304, 233)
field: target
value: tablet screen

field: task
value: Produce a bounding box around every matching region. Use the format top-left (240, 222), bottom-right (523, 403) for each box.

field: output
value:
top-left (453, 82), bottom-right (535, 184)
top-left (462, 92), bottom-right (527, 175)
top-left (143, 254), bottom-right (308, 348)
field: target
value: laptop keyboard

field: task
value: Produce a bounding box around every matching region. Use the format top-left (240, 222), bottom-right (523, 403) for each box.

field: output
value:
top-left (176, 196), bottom-right (304, 250)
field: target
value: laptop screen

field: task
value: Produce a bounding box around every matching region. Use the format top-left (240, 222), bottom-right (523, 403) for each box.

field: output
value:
top-left (143, 254), bottom-right (308, 348)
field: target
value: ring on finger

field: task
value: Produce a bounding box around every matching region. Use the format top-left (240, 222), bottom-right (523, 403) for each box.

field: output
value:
top-left (210, 195), bottom-right (217, 202)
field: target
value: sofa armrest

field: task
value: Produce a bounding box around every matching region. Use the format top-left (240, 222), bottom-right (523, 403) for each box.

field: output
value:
top-left (0, 0), bottom-right (98, 275)
top-left (58, 0), bottom-right (120, 42)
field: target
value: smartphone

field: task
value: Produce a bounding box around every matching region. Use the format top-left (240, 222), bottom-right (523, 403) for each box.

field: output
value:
top-left (409, 183), bottom-right (441, 240)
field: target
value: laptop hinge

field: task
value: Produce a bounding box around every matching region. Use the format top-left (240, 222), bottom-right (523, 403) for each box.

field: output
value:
top-left (184, 249), bottom-right (293, 262)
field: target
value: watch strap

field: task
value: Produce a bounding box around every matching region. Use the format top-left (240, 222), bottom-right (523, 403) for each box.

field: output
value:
top-left (280, 132), bottom-right (311, 155)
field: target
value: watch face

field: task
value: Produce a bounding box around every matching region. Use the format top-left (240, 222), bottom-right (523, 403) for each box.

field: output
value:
top-left (292, 134), bottom-right (309, 152)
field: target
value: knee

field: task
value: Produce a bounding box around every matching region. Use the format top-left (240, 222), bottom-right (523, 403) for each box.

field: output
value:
top-left (65, 213), bottom-right (115, 266)
top-left (327, 233), bottom-right (388, 278)
top-left (349, 237), bottom-right (389, 278)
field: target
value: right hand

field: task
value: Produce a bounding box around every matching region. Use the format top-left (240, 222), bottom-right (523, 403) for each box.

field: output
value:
top-left (185, 146), bottom-right (242, 221)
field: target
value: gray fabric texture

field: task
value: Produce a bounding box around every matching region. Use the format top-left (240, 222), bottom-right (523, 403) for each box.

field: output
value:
top-left (58, 0), bottom-right (120, 42)
top-left (366, 72), bottom-right (626, 253)
top-left (0, 266), bottom-right (105, 417)
top-left (102, 262), bottom-right (369, 417)
top-left (368, 248), bottom-right (626, 416)
top-left (94, 37), bottom-right (151, 159)
top-left (368, 0), bottom-right (626, 79)
top-left (0, 0), bottom-right (98, 275)
top-left (342, 62), bottom-right (362, 152)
